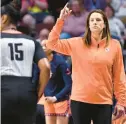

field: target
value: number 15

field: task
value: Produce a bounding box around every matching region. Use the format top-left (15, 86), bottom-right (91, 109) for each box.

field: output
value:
top-left (8, 43), bottom-right (24, 61)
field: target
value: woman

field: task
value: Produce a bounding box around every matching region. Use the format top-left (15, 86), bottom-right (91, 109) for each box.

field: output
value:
top-left (45, 3), bottom-right (126, 124)
top-left (41, 42), bottom-right (72, 124)
top-left (1, 1), bottom-right (50, 124)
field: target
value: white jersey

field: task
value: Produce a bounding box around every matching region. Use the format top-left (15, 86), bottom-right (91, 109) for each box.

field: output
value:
top-left (1, 31), bottom-right (46, 78)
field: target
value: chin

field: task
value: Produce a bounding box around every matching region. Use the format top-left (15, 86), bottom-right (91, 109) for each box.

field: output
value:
top-left (91, 30), bottom-right (101, 33)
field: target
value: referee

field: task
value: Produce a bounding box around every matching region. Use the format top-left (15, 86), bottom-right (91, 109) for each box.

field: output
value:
top-left (1, 0), bottom-right (50, 124)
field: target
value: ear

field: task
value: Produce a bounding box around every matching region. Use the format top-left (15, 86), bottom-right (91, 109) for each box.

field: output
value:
top-left (1, 14), bottom-right (8, 24)
top-left (0, 14), bottom-right (9, 31)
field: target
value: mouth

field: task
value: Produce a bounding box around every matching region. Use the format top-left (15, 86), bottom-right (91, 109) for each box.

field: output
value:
top-left (92, 26), bottom-right (99, 30)
top-left (93, 26), bottom-right (98, 28)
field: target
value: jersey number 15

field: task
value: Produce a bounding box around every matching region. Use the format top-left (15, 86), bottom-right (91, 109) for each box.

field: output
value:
top-left (8, 43), bottom-right (24, 61)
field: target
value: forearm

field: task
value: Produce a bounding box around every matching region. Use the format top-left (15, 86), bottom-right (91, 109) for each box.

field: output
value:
top-left (55, 70), bottom-right (72, 101)
top-left (38, 67), bottom-right (50, 99)
top-left (55, 85), bottom-right (71, 101)
top-left (46, 18), bottom-right (72, 55)
top-left (113, 40), bottom-right (126, 107)
top-left (47, 18), bottom-right (64, 46)
top-left (114, 81), bottom-right (126, 107)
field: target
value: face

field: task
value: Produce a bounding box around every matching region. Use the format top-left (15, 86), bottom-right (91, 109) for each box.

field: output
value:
top-left (41, 40), bottom-right (52, 55)
top-left (71, 1), bottom-right (80, 13)
top-left (39, 29), bottom-right (49, 41)
top-left (89, 12), bottom-right (105, 33)
top-left (105, 6), bottom-right (113, 18)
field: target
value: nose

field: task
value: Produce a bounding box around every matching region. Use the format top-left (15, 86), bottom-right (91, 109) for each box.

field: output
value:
top-left (93, 21), bottom-right (97, 25)
top-left (93, 20), bottom-right (97, 24)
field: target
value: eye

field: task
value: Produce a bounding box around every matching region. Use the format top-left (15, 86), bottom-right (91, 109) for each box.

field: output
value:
top-left (96, 18), bottom-right (101, 21)
top-left (90, 19), bottom-right (94, 22)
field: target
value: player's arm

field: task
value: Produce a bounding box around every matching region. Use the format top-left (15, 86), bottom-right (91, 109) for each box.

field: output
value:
top-left (55, 62), bottom-right (72, 101)
top-left (34, 41), bottom-right (50, 100)
top-left (38, 58), bottom-right (50, 100)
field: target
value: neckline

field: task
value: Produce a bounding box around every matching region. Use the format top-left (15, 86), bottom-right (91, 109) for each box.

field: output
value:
top-left (1, 29), bottom-right (22, 34)
top-left (91, 36), bottom-right (107, 47)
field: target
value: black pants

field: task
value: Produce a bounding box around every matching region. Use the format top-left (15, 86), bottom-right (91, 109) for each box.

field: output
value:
top-left (1, 76), bottom-right (38, 124)
top-left (71, 100), bottom-right (112, 124)
top-left (35, 104), bottom-right (46, 124)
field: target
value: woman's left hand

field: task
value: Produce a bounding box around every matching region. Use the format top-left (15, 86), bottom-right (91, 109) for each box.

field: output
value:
top-left (112, 104), bottom-right (125, 120)
top-left (45, 96), bottom-right (57, 103)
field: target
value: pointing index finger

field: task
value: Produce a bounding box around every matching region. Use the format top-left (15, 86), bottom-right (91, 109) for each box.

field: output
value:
top-left (64, 2), bottom-right (69, 9)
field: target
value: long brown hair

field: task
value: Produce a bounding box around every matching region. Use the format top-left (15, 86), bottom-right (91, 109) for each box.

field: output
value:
top-left (83, 9), bottom-right (111, 47)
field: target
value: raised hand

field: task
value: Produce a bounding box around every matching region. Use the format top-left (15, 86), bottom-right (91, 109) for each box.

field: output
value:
top-left (59, 2), bottom-right (72, 21)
